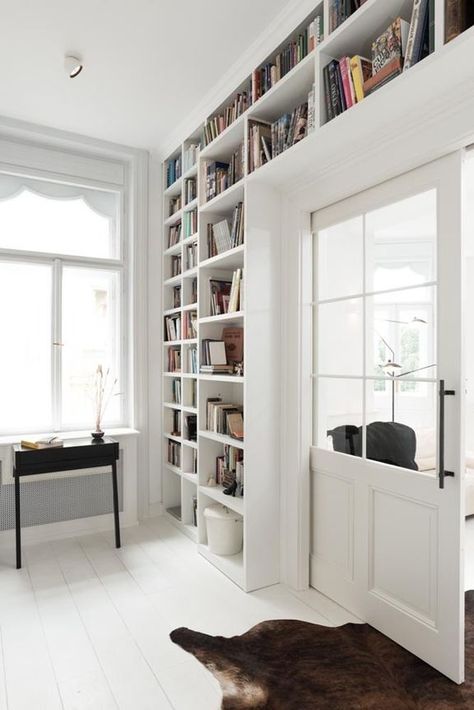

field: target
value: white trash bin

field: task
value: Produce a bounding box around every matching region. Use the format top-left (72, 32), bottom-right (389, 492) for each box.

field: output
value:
top-left (204, 503), bottom-right (243, 556)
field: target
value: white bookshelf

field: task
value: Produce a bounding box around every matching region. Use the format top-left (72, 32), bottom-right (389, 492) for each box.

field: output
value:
top-left (161, 0), bottom-right (466, 589)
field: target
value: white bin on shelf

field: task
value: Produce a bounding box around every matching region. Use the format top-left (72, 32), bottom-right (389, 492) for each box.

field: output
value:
top-left (204, 503), bottom-right (243, 556)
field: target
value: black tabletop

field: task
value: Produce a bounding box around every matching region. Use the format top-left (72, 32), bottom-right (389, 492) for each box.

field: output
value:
top-left (13, 437), bottom-right (119, 475)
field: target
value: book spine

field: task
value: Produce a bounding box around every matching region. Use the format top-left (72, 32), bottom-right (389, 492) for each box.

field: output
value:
top-left (350, 57), bottom-right (364, 103)
top-left (323, 64), bottom-right (334, 121)
top-left (339, 57), bottom-right (355, 108)
top-left (328, 61), bottom-right (343, 116)
top-left (445, 0), bottom-right (467, 42)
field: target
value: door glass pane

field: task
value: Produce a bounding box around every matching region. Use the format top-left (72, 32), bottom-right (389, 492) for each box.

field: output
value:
top-left (315, 378), bottom-right (363, 454)
top-left (62, 267), bottom-right (121, 428)
top-left (317, 217), bottom-right (363, 300)
top-left (365, 380), bottom-right (437, 474)
top-left (317, 298), bottom-right (363, 376)
top-left (0, 176), bottom-right (119, 258)
top-left (0, 261), bottom-right (52, 432)
top-left (365, 190), bottom-right (436, 293)
top-left (366, 286), bottom-right (436, 379)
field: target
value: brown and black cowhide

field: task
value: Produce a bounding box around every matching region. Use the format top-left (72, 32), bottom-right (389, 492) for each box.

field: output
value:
top-left (170, 590), bottom-right (474, 709)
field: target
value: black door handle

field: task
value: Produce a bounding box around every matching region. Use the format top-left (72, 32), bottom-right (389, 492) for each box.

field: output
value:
top-left (439, 379), bottom-right (455, 489)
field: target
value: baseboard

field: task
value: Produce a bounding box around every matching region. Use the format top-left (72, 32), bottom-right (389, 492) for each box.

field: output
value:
top-left (0, 511), bottom-right (138, 548)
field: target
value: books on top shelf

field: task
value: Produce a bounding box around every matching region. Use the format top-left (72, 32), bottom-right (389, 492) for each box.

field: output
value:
top-left (166, 155), bottom-right (182, 188)
top-left (168, 222), bottom-right (182, 249)
top-left (445, 0), bottom-right (474, 43)
top-left (184, 208), bottom-right (198, 238)
top-left (183, 310), bottom-right (197, 340)
top-left (21, 436), bottom-right (63, 450)
top-left (183, 143), bottom-right (200, 172)
top-left (204, 90), bottom-right (250, 146)
top-left (167, 439), bottom-right (181, 467)
top-left (165, 313), bottom-right (181, 341)
top-left (167, 347), bottom-right (181, 373)
top-left (207, 202), bottom-right (244, 258)
top-left (206, 398), bottom-right (244, 440)
top-left (169, 195), bottom-right (182, 216)
top-left (251, 14), bottom-right (323, 102)
top-left (328, 0), bottom-right (368, 34)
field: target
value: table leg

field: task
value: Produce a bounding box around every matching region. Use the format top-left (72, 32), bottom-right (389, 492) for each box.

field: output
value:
top-left (111, 461), bottom-right (121, 548)
top-left (14, 470), bottom-right (21, 569)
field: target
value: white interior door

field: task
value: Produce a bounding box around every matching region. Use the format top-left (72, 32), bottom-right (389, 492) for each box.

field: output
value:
top-left (310, 153), bottom-right (465, 683)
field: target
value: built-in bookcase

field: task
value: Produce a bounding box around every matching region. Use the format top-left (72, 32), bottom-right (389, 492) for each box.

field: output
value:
top-left (162, 0), bottom-right (471, 590)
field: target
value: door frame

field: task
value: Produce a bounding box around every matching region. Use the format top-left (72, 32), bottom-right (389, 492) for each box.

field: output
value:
top-left (280, 152), bottom-right (466, 635)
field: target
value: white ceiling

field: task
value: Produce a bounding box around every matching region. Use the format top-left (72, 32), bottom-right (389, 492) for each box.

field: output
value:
top-left (0, 0), bottom-right (290, 151)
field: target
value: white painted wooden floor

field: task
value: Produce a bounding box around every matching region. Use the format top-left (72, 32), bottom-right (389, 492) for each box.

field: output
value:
top-left (0, 516), bottom-right (359, 710)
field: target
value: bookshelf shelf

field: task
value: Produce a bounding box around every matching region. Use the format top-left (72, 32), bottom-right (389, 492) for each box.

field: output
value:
top-left (199, 245), bottom-right (245, 270)
top-left (181, 267), bottom-right (198, 279)
top-left (164, 210), bottom-right (182, 227)
top-left (198, 430), bottom-right (245, 450)
top-left (164, 243), bottom-right (182, 257)
top-left (184, 197), bottom-right (198, 212)
top-left (164, 433), bottom-right (182, 444)
top-left (182, 302), bottom-right (198, 311)
top-left (198, 374), bottom-right (245, 383)
top-left (199, 485), bottom-right (244, 515)
top-left (182, 472), bottom-right (198, 484)
top-left (163, 402), bottom-right (181, 410)
top-left (183, 163), bottom-right (198, 180)
top-left (182, 439), bottom-right (198, 449)
top-left (164, 178), bottom-right (182, 197)
top-left (163, 306), bottom-right (181, 316)
top-left (163, 274), bottom-right (182, 287)
top-left (164, 463), bottom-right (182, 476)
top-left (199, 311), bottom-right (244, 324)
top-left (163, 339), bottom-right (182, 347)
top-left (200, 114), bottom-right (246, 159)
top-left (198, 544), bottom-right (244, 587)
top-left (200, 180), bottom-right (245, 213)
top-left (182, 233), bottom-right (198, 246)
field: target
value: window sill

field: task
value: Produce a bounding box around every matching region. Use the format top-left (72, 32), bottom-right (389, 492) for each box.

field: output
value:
top-left (0, 427), bottom-right (140, 447)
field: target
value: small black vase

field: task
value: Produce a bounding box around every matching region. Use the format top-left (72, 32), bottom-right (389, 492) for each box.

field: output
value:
top-left (91, 430), bottom-right (105, 441)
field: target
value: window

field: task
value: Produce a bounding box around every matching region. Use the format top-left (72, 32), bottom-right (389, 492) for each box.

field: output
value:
top-left (0, 173), bottom-right (125, 435)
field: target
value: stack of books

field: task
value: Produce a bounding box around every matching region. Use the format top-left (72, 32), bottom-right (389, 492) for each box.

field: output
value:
top-left (166, 156), bottom-right (182, 187)
top-left (204, 147), bottom-right (244, 202)
top-left (272, 102), bottom-right (308, 159)
top-left (183, 143), bottom-right (200, 172)
top-left (167, 440), bottom-right (181, 467)
top-left (165, 314), bottom-right (181, 341)
top-left (251, 14), bottom-right (323, 102)
top-left (203, 90), bottom-right (251, 145)
top-left (168, 222), bottom-right (181, 249)
top-left (169, 195), bottom-right (182, 216)
top-left (206, 398), bottom-right (244, 440)
top-left (201, 339), bottom-right (234, 375)
top-left (171, 254), bottom-right (182, 277)
top-left (208, 269), bottom-right (242, 316)
top-left (20, 436), bottom-right (63, 450)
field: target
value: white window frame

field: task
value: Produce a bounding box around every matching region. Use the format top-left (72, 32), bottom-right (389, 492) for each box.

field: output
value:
top-left (0, 168), bottom-right (129, 435)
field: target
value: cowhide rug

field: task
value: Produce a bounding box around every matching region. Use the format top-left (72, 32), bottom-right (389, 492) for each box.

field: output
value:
top-left (170, 590), bottom-right (474, 709)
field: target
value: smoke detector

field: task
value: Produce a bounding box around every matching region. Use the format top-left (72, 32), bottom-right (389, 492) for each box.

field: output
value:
top-left (64, 55), bottom-right (83, 79)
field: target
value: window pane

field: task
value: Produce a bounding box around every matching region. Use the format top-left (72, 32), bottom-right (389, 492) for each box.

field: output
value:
top-left (62, 267), bottom-right (121, 428)
top-left (317, 217), bottom-right (364, 300)
top-left (0, 261), bottom-right (52, 432)
top-left (366, 286), bottom-right (436, 380)
top-left (365, 380), bottom-right (437, 475)
top-left (0, 176), bottom-right (119, 258)
top-left (317, 298), bottom-right (363, 376)
top-left (315, 378), bottom-right (363, 454)
top-left (365, 190), bottom-right (436, 293)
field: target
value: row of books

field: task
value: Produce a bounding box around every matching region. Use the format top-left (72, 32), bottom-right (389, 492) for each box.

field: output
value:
top-left (216, 447), bottom-right (244, 495)
top-left (165, 313), bottom-right (181, 341)
top-left (184, 208), bottom-right (197, 238)
top-left (324, 9), bottom-right (434, 123)
top-left (185, 241), bottom-right (198, 270)
top-left (187, 346), bottom-right (198, 374)
top-left (183, 143), bottom-right (199, 173)
top-left (166, 155), bottom-right (182, 188)
top-left (168, 222), bottom-right (181, 249)
top-left (204, 91), bottom-right (250, 146)
top-left (207, 202), bottom-right (244, 258)
top-left (446, 0), bottom-right (474, 42)
top-left (251, 15), bottom-right (323, 102)
top-left (184, 177), bottom-right (197, 204)
top-left (201, 326), bottom-right (243, 374)
top-left (169, 195), bottom-right (181, 216)
top-left (184, 413), bottom-right (197, 441)
top-left (204, 148), bottom-right (244, 202)
top-left (167, 347), bottom-right (181, 373)
top-left (206, 398), bottom-right (244, 440)
top-left (248, 96), bottom-right (310, 173)
top-left (209, 269), bottom-right (242, 316)
top-left (328, 0), bottom-right (367, 34)
top-left (171, 254), bottom-right (181, 277)
top-left (172, 378), bottom-right (181, 404)
top-left (167, 439), bottom-right (181, 467)
top-left (183, 310), bottom-right (197, 340)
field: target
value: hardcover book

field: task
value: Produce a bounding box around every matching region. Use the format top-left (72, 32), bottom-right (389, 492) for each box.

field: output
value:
top-left (371, 18), bottom-right (410, 75)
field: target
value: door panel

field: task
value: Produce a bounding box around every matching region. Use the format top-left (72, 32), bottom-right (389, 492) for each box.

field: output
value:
top-left (310, 153), bottom-right (464, 683)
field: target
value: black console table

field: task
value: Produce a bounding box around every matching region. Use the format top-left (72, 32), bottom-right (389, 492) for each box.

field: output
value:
top-left (12, 437), bottom-right (120, 569)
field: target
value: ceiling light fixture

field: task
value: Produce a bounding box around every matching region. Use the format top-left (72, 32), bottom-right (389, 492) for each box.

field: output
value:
top-left (64, 55), bottom-right (83, 79)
